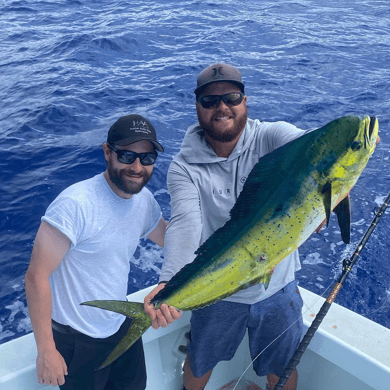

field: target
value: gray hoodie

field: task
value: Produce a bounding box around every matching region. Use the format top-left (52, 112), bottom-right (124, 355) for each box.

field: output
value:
top-left (160, 118), bottom-right (305, 304)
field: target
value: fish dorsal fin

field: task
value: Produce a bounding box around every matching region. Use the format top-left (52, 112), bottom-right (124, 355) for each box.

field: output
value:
top-left (190, 131), bottom-right (315, 261)
top-left (334, 195), bottom-right (351, 244)
top-left (152, 130), bottom-right (317, 304)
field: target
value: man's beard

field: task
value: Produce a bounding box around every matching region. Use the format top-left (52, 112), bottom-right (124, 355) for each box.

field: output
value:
top-left (107, 164), bottom-right (152, 195)
top-left (199, 110), bottom-right (247, 143)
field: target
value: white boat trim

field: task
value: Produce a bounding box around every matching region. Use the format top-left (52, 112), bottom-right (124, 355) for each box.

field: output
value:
top-left (0, 285), bottom-right (389, 389)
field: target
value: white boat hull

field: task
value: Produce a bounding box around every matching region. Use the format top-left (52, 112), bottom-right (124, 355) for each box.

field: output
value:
top-left (1, 286), bottom-right (389, 390)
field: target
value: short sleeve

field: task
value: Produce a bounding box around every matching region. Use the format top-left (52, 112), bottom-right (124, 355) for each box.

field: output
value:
top-left (141, 190), bottom-right (162, 238)
top-left (42, 196), bottom-right (84, 247)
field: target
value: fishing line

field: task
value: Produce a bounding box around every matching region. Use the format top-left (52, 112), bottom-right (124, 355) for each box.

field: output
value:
top-left (273, 191), bottom-right (390, 390)
top-left (231, 221), bottom-right (379, 390)
top-left (231, 277), bottom-right (337, 390)
top-left (359, 294), bottom-right (390, 317)
top-left (232, 189), bottom-right (389, 390)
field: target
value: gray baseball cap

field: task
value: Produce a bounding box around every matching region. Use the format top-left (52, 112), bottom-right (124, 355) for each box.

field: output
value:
top-left (194, 63), bottom-right (245, 96)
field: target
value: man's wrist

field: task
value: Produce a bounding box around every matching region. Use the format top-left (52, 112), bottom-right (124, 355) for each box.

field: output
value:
top-left (37, 342), bottom-right (57, 354)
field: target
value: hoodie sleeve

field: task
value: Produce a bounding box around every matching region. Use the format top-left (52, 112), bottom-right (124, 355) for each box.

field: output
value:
top-left (264, 121), bottom-right (305, 151)
top-left (159, 159), bottom-right (203, 282)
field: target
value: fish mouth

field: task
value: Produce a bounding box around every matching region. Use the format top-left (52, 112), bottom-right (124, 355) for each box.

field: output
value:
top-left (364, 116), bottom-right (379, 148)
top-left (369, 116), bottom-right (381, 145)
top-left (369, 116), bottom-right (376, 138)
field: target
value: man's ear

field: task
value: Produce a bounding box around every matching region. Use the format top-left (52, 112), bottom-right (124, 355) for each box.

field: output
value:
top-left (102, 143), bottom-right (110, 162)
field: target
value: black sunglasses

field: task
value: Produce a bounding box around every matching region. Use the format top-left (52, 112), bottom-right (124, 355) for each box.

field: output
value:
top-left (107, 143), bottom-right (157, 166)
top-left (196, 92), bottom-right (245, 109)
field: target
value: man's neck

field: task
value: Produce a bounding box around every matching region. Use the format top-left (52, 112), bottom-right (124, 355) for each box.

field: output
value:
top-left (103, 171), bottom-right (133, 199)
top-left (205, 131), bottom-right (244, 158)
top-left (207, 139), bottom-right (237, 158)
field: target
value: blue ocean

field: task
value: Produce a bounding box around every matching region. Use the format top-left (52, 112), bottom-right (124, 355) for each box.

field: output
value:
top-left (1, 0), bottom-right (389, 345)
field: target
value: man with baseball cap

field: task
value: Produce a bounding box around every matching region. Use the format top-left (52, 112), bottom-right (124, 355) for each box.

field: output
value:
top-left (26, 114), bottom-right (180, 390)
top-left (145, 64), bottom-right (305, 390)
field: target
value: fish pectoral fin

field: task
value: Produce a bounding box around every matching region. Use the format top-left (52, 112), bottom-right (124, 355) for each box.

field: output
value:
top-left (333, 195), bottom-right (351, 244)
top-left (322, 182), bottom-right (332, 227)
top-left (80, 300), bottom-right (152, 369)
top-left (259, 270), bottom-right (273, 289)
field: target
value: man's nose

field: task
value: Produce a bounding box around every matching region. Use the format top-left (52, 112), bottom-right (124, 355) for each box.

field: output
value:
top-left (130, 157), bottom-right (143, 170)
top-left (216, 98), bottom-right (229, 109)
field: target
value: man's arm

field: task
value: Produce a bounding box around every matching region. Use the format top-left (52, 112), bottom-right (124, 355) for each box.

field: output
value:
top-left (147, 217), bottom-right (168, 247)
top-left (25, 220), bottom-right (70, 387)
top-left (264, 121), bottom-right (305, 151)
top-left (160, 161), bottom-right (203, 280)
top-left (144, 161), bottom-right (202, 328)
top-left (146, 217), bottom-right (183, 328)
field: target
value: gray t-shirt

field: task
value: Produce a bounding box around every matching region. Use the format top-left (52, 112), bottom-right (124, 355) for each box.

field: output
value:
top-left (43, 173), bottom-right (161, 337)
top-left (160, 118), bottom-right (304, 304)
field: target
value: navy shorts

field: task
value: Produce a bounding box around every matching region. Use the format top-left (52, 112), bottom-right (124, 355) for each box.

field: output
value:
top-left (52, 318), bottom-right (146, 390)
top-left (187, 281), bottom-right (303, 378)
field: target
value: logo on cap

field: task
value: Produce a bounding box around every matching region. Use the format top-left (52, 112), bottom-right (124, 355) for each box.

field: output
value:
top-left (133, 120), bottom-right (152, 134)
top-left (212, 66), bottom-right (224, 77)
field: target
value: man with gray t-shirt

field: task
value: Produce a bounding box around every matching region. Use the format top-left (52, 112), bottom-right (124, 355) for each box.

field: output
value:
top-left (145, 64), bottom-right (305, 390)
top-left (25, 114), bottom-right (180, 390)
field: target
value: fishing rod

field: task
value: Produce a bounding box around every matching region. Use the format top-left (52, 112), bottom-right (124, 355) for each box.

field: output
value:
top-left (274, 191), bottom-right (390, 390)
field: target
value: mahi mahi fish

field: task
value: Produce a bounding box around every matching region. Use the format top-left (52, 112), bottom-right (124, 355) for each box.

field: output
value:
top-left (82, 115), bottom-right (379, 368)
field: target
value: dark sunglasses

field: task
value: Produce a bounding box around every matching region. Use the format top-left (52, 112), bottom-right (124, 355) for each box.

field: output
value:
top-left (196, 92), bottom-right (245, 109)
top-left (107, 143), bottom-right (157, 166)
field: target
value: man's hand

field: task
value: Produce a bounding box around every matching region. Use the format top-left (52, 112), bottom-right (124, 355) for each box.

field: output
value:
top-left (36, 347), bottom-right (68, 387)
top-left (144, 284), bottom-right (182, 329)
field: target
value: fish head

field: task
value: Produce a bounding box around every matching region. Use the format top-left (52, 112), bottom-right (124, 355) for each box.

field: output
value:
top-left (322, 116), bottom-right (379, 183)
top-left (315, 115), bottom-right (379, 223)
top-left (288, 115), bottom-right (379, 244)
top-left (354, 115), bottom-right (379, 156)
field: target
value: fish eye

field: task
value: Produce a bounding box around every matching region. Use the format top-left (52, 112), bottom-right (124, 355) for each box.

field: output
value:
top-left (351, 141), bottom-right (362, 151)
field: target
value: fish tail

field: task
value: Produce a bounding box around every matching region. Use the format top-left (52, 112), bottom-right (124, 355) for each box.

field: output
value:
top-left (80, 300), bottom-right (152, 369)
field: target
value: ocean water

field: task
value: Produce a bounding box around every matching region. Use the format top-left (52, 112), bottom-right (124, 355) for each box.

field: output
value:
top-left (1, 0), bottom-right (389, 345)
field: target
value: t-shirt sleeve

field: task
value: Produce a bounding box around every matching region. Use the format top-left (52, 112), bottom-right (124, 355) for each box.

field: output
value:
top-left (140, 189), bottom-right (162, 239)
top-left (41, 196), bottom-right (84, 248)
